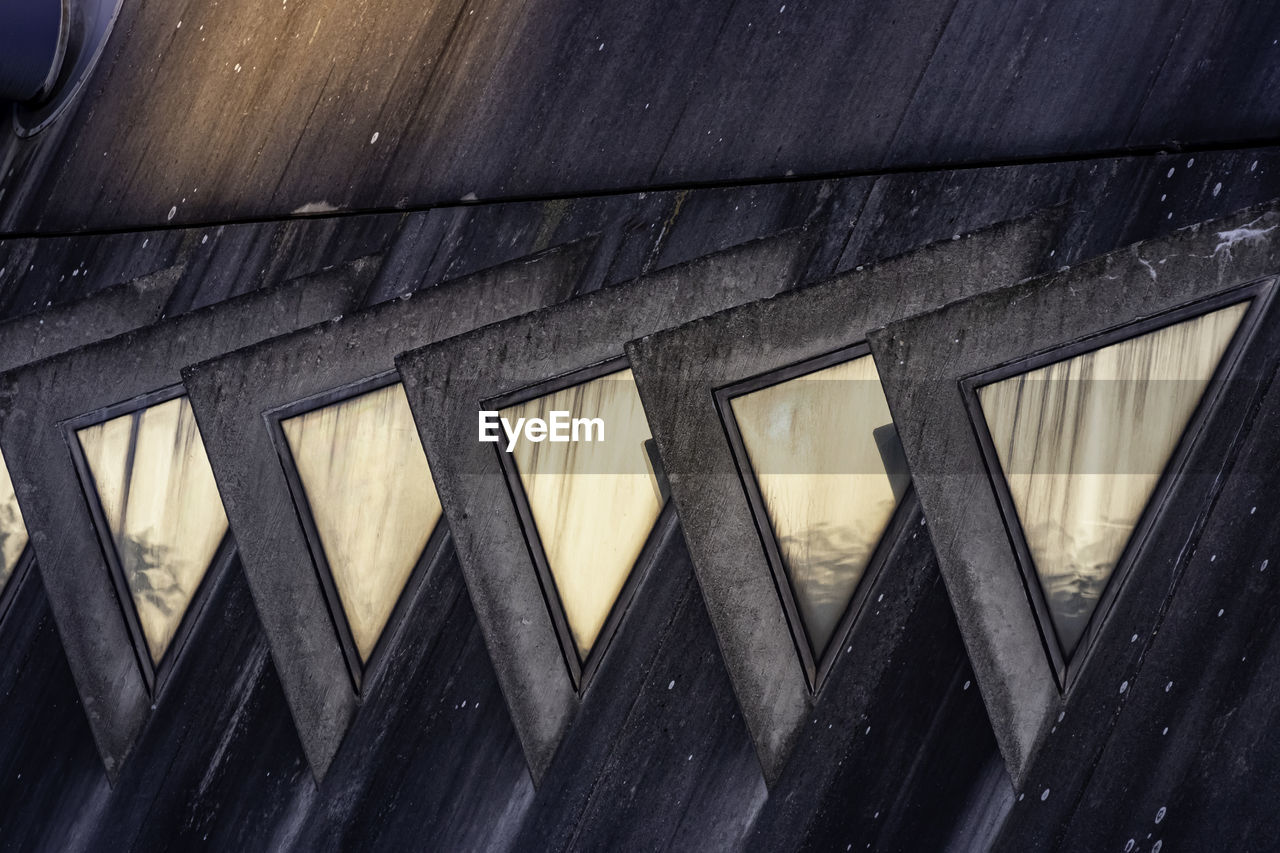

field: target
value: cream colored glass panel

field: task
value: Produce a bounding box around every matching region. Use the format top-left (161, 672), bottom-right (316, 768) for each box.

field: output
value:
top-left (504, 368), bottom-right (663, 661)
top-left (0, 449), bottom-right (29, 595)
top-left (730, 355), bottom-right (905, 658)
top-left (76, 396), bottom-right (229, 665)
top-left (281, 382), bottom-right (441, 663)
top-left (979, 302), bottom-right (1248, 659)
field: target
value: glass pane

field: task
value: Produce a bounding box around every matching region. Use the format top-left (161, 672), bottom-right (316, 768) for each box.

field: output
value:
top-left (503, 368), bottom-right (664, 662)
top-left (76, 396), bottom-right (229, 665)
top-left (0, 449), bottom-right (29, 596)
top-left (281, 382), bottom-right (441, 664)
top-left (979, 301), bottom-right (1248, 659)
top-left (730, 354), bottom-right (906, 659)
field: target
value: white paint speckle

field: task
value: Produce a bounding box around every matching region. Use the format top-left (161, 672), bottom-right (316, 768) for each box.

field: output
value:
top-left (1167, 167), bottom-right (1175, 178)
top-left (1165, 681), bottom-right (1173, 692)
top-left (1213, 182), bottom-right (1222, 197)
top-left (234, 63), bottom-right (242, 72)
top-left (1152, 840), bottom-right (1162, 853)
top-left (1040, 788), bottom-right (1050, 801)
top-left (460, 192), bottom-right (478, 202)
top-left (687, 754), bottom-right (692, 761)
top-left (1161, 193), bottom-right (1167, 202)
top-left (963, 680), bottom-right (971, 690)
top-left (598, 42), bottom-right (604, 51)
top-left (1131, 634), bottom-right (1138, 643)
top-left (1162, 727), bottom-right (1169, 736)
top-left (1187, 158), bottom-right (1195, 167)
top-left (1125, 839), bottom-right (1135, 852)
top-left (167, 206), bottom-right (177, 221)
top-left (1252, 160), bottom-right (1259, 172)
top-left (292, 200), bottom-right (340, 214)
top-left (668, 680), bottom-right (675, 690)
top-left (1210, 554), bottom-right (1216, 562)
top-left (1120, 680), bottom-right (1129, 694)
top-left (865, 725), bottom-right (871, 735)
top-left (1251, 506), bottom-right (1257, 514)
top-left (201, 235), bottom-right (208, 244)
top-left (1213, 217), bottom-right (1279, 258)
top-left (1155, 806), bottom-right (1166, 823)
top-left (1217, 608), bottom-right (1224, 617)
top-left (1262, 559), bottom-right (1269, 572)
top-left (370, 131), bottom-right (379, 144)
top-left (1138, 256), bottom-right (1158, 281)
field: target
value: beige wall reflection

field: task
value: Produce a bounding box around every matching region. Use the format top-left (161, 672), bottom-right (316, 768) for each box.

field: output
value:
top-left (77, 396), bottom-right (229, 665)
top-left (731, 354), bottom-right (903, 659)
top-left (282, 382), bottom-right (441, 664)
top-left (504, 368), bottom-right (663, 661)
top-left (0, 450), bottom-right (29, 595)
top-left (979, 301), bottom-right (1247, 658)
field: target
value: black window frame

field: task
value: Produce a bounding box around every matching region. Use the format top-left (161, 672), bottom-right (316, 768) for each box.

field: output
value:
top-left (487, 355), bottom-right (675, 692)
top-left (265, 369), bottom-right (451, 695)
top-left (960, 282), bottom-right (1272, 692)
top-left (63, 384), bottom-right (235, 697)
top-left (714, 342), bottom-right (914, 692)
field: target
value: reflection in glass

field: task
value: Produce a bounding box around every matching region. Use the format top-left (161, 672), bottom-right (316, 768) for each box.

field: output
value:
top-left (0, 449), bottom-right (29, 596)
top-left (730, 354), bottom-right (905, 659)
top-left (76, 396), bottom-right (229, 665)
top-left (281, 382), bottom-right (441, 664)
top-left (979, 302), bottom-right (1248, 659)
top-left (503, 368), bottom-right (664, 661)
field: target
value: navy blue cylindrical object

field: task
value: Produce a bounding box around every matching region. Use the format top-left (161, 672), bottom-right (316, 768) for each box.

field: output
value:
top-left (0, 0), bottom-right (68, 102)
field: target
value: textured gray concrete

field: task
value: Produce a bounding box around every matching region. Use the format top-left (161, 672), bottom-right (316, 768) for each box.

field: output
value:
top-left (624, 210), bottom-right (1060, 784)
top-left (0, 260), bottom-right (370, 780)
top-left (0, 265), bottom-right (178, 372)
top-left (0, 265), bottom-right (180, 626)
top-left (868, 198), bottom-right (1280, 788)
top-left (394, 230), bottom-right (811, 782)
top-left (181, 240), bottom-right (592, 779)
top-left (3, 151), bottom-right (1280, 848)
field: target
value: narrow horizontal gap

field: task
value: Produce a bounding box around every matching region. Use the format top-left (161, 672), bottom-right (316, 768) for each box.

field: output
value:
top-left (4, 136), bottom-right (1280, 241)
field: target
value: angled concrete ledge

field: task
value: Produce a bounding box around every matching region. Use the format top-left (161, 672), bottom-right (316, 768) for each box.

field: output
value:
top-left (181, 240), bottom-right (593, 781)
top-left (394, 229), bottom-right (812, 783)
top-left (624, 210), bottom-right (1060, 786)
top-left (868, 198), bottom-right (1280, 789)
top-left (0, 259), bottom-right (370, 782)
top-left (0, 265), bottom-right (180, 629)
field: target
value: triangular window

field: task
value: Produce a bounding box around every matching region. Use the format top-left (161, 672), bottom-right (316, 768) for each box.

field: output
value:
top-left (277, 379), bottom-right (443, 688)
top-left (975, 300), bottom-right (1249, 677)
top-left (721, 346), bottom-right (910, 689)
top-left (74, 392), bottom-right (230, 684)
top-left (496, 361), bottom-right (666, 688)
